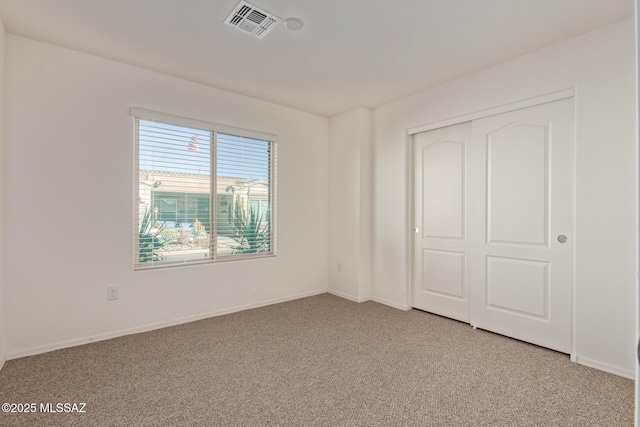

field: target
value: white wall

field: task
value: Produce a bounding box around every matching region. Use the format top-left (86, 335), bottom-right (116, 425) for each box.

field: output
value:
top-left (328, 107), bottom-right (372, 302)
top-left (635, 1), bottom-right (639, 424)
top-left (372, 19), bottom-right (637, 377)
top-left (0, 18), bottom-right (5, 370)
top-left (3, 35), bottom-right (329, 358)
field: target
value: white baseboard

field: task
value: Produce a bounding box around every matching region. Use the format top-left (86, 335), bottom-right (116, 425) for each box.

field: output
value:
top-left (574, 355), bottom-right (634, 380)
top-left (6, 288), bottom-right (327, 361)
top-left (328, 289), bottom-right (370, 303)
top-left (371, 296), bottom-right (411, 311)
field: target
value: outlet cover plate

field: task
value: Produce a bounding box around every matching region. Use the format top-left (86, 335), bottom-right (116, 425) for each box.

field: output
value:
top-left (107, 286), bottom-right (119, 301)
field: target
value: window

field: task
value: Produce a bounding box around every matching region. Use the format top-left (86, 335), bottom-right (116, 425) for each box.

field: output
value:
top-left (133, 108), bottom-right (276, 269)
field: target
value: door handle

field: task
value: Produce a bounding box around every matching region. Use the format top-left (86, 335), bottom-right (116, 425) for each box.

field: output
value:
top-left (557, 235), bottom-right (568, 243)
top-left (413, 227), bottom-right (419, 234)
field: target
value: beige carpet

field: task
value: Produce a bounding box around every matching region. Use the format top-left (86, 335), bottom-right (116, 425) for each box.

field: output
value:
top-left (0, 293), bottom-right (634, 426)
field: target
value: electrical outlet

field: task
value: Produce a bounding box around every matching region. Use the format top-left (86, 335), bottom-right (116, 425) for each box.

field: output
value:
top-left (337, 261), bottom-right (343, 272)
top-left (107, 286), bottom-right (119, 301)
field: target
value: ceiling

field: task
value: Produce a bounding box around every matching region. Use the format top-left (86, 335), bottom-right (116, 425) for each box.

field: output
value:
top-left (0, 0), bottom-right (633, 117)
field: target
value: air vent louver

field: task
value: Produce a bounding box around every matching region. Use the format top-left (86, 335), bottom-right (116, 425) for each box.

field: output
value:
top-left (224, 1), bottom-right (280, 39)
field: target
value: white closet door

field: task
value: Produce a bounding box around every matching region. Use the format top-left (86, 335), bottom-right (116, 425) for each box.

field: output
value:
top-left (412, 122), bottom-right (472, 323)
top-left (468, 98), bottom-right (573, 353)
top-left (412, 98), bottom-right (574, 353)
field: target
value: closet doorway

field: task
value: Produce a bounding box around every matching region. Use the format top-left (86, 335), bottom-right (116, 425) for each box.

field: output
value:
top-left (412, 98), bottom-right (574, 353)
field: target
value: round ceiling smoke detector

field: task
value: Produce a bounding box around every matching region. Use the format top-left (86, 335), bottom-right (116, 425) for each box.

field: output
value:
top-left (283, 17), bottom-right (304, 31)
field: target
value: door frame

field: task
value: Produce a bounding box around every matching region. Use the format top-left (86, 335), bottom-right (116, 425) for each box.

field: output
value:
top-left (405, 87), bottom-right (577, 360)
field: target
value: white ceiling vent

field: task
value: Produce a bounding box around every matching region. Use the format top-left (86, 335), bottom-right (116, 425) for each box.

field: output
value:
top-left (224, 1), bottom-right (280, 39)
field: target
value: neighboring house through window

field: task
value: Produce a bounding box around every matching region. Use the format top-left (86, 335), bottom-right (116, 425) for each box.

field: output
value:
top-left (133, 108), bottom-right (276, 269)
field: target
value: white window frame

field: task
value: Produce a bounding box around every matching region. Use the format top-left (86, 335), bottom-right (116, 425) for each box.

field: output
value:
top-left (132, 107), bottom-right (277, 270)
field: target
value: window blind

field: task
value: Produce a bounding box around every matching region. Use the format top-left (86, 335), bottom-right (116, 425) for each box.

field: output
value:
top-left (133, 108), bottom-right (276, 270)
